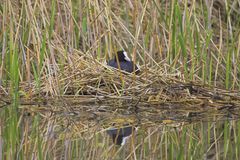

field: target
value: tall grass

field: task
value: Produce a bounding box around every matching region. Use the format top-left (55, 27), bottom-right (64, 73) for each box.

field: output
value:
top-left (1, 0), bottom-right (239, 90)
top-left (0, 0), bottom-right (240, 159)
top-left (1, 2), bottom-right (21, 159)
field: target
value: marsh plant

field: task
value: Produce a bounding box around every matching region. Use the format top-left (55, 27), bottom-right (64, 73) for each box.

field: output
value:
top-left (0, 0), bottom-right (240, 159)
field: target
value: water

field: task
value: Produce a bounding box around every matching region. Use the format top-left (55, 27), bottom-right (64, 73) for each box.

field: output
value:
top-left (2, 96), bottom-right (238, 159)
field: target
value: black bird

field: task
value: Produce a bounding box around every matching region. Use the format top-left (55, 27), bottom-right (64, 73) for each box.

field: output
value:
top-left (107, 50), bottom-right (140, 74)
top-left (106, 126), bottom-right (137, 146)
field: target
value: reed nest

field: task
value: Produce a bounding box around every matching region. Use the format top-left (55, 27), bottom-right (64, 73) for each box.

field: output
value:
top-left (1, 1), bottom-right (240, 159)
top-left (1, 49), bottom-right (240, 136)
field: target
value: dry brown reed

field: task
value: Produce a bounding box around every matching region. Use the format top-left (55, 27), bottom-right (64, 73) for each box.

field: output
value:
top-left (1, 0), bottom-right (240, 159)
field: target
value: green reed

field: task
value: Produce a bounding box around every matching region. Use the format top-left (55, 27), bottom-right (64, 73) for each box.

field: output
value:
top-left (3, 11), bottom-right (20, 159)
top-left (0, 0), bottom-right (240, 159)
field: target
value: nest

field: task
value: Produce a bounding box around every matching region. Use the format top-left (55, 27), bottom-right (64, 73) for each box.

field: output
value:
top-left (1, 49), bottom-right (239, 136)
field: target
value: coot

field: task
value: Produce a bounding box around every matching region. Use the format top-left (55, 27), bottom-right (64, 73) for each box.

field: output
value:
top-left (107, 125), bottom-right (137, 145)
top-left (107, 50), bottom-right (140, 74)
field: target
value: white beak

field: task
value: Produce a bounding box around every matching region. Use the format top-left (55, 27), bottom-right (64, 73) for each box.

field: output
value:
top-left (123, 51), bottom-right (131, 62)
top-left (121, 136), bottom-right (129, 146)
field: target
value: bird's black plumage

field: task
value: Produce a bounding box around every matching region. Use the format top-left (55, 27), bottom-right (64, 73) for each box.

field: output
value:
top-left (106, 126), bottom-right (135, 145)
top-left (107, 50), bottom-right (140, 74)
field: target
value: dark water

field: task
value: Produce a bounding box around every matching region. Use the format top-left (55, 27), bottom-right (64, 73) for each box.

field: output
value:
top-left (7, 96), bottom-right (238, 160)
